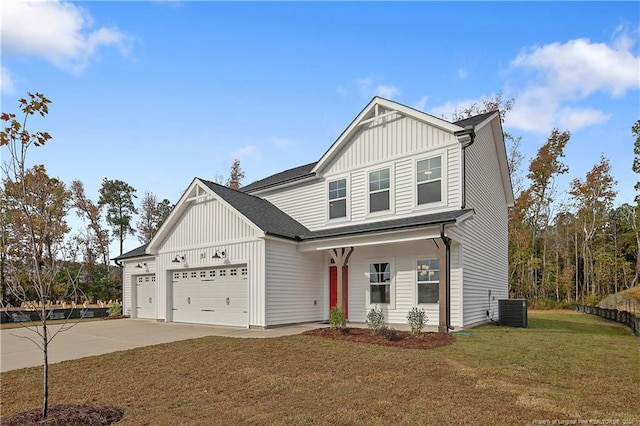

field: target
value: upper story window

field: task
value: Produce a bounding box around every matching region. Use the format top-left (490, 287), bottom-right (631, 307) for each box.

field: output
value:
top-left (328, 178), bottom-right (347, 219)
top-left (416, 156), bottom-right (442, 205)
top-left (369, 168), bottom-right (390, 213)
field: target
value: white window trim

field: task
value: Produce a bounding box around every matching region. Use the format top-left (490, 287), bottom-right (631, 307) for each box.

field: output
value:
top-left (326, 174), bottom-right (351, 223)
top-left (413, 149), bottom-right (447, 210)
top-left (414, 256), bottom-right (440, 306)
top-left (366, 163), bottom-right (395, 218)
top-left (365, 257), bottom-right (396, 310)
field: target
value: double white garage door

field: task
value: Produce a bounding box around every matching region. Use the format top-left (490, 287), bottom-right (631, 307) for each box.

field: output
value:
top-left (171, 265), bottom-right (249, 327)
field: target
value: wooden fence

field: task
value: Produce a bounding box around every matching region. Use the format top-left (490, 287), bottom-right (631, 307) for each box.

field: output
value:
top-left (575, 305), bottom-right (640, 336)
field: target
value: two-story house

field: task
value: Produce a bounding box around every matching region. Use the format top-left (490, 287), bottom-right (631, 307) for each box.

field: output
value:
top-left (115, 97), bottom-right (514, 331)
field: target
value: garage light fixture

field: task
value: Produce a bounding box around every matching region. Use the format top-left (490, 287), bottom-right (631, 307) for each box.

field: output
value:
top-left (171, 255), bottom-right (185, 263)
top-left (212, 250), bottom-right (226, 259)
top-left (135, 262), bottom-right (148, 269)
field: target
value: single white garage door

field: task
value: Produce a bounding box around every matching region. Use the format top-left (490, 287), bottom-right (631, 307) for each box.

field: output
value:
top-left (171, 265), bottom-right (248, 327)
top-left (135, 274), bottom-right (156, 319)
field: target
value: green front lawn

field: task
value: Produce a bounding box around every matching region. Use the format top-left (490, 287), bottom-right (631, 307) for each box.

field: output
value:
top-left (1, 311), bottom-right (638, 425)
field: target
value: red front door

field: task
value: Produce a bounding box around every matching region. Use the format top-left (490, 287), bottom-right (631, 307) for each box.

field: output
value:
top-left (329, 266), bottom-right (348, 319)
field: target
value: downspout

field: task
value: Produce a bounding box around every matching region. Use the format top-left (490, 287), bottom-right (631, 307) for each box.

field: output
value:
top-left (455, 126), bottom-right (475, 210)
top-left (440, 223), bottom-right (453, 330)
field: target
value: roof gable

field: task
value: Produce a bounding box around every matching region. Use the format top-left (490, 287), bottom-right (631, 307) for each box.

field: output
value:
top-left (312, 97), bottom-right (464, 174)
top-left (146, 179), bottom-right (265, 253)
top-left (199, 179), bottom-right (310, 240)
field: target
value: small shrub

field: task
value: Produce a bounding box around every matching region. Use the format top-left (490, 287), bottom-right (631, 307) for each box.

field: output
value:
top-left (406, 307), bottom-right (428, 334)
top-left (585, 294), bottom-right (600, 307)
top-left (376, 326), bottom-right (399, 341)
top-left (527, 299), bottom-right (575, 310)
top-left (366, 306), bottom-right (385, 333)
top-left (108, 302), bottom-right (122, 318)
top-left (329, 307), bottom-right (346, 329)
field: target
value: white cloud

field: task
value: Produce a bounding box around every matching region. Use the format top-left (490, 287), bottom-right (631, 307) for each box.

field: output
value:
top-left (231, 144), bottom-right (257, 159)
top-left (336, 85), bottom-right (349, 97)
top-left (374, 84), bottom-right (400, 99)
top-left (1, 0), bottom-right (129, 73)
top-left (457, 68), bottom-right (469, 80)
top-left (0, 66), bottom-right (15, 94)
top-left (270, 137), bottom-right (296, 150)
top-left (507, 31), bottom-right (639, 132)
top-left (556, 107), bottom-right (611, 131)
top-left (412, 96), bottom-right (428, 111)
top-left (427, 97), bottom-right (485, 122)
top-left (356, 76), bottom-right (400, 100)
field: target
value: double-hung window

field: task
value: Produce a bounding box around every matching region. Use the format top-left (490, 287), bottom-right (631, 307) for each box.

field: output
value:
top-left (417, 259), bottom-right (439, 303)
top-left (328, 178), bottom-right (347, 219)
top-left (369, 168), bottom-right (390, 213)
top-left (369, 262), bottom-right (391, 304)
top-left (416, 156), bottom-right (442, 205)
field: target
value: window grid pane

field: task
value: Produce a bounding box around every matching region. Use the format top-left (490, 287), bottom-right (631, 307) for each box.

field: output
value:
top-left (369, 262), bottom-right (391, 304)
top-left (417, 157), bottom-right (442, 183)
top-left (328, 179), bottom-right (347, 219)
top-left (417, 259), bottom-right (439, 303)
top-left (329, 179), bottom-right (346, 200)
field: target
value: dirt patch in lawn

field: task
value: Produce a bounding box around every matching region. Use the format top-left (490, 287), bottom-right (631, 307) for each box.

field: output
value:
top-left (302, 326), bottom-right (455, 349)
top-left (2, 403), bottom-right (123, 426)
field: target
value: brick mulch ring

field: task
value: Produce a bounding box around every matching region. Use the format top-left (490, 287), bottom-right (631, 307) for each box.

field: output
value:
top-left (302, 327), bottom-right (455, 350)
top-left (2, 403), bottom-right (123, 426)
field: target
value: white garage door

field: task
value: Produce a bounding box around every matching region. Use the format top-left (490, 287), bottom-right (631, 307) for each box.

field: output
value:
top-left (135, 274), bottom-right (157, 319)
top-left (171, 265), bottom-right (248, 327)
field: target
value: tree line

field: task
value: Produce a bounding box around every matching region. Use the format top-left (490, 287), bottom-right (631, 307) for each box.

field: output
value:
top-left (1, 93), bottom-right (245, 306)
top-left (452, 94), bottom-right (640, 307)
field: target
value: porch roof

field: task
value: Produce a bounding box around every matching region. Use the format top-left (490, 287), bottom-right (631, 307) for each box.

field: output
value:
top-left (300, 209), bottom-right (473, 241)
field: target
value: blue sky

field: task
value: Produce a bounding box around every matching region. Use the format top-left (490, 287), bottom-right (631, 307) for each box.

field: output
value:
top-left (1, 1), bottom-right (639, 256)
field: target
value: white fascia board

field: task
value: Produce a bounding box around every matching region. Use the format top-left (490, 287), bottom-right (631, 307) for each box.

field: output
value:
top-left (313, 97), bottom-right (463, 174)
top-left (147, 178), bottom-right (200, 254)
top-left (488, 116), bottom-right (515, 207)
top-left (122, 255), bottom-right (155, 262)
top-left (469, 111), bottom-right (499, 133)
top-left (297, 225), bottom-right (465, 253)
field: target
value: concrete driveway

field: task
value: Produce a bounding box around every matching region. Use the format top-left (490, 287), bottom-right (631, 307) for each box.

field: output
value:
top-left (0, 318), bottom-right (322, 372)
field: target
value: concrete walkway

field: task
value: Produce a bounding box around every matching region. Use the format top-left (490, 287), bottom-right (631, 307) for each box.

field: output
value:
top-left (0, 319), bottom-right (323, 372)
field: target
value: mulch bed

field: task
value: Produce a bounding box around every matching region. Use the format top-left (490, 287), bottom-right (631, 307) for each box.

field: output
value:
top-left (302, 327), bottom-right (455, 350)
top-left (2, 403), bottom-right (123, 426)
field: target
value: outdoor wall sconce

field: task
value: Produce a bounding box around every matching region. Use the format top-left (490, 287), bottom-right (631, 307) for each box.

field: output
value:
top-left (212, 250), bottom-right (226, 259)
top-left (135, 262), bottom-right (147, 269)
top-left (171, 255), bottom-right (185, 263)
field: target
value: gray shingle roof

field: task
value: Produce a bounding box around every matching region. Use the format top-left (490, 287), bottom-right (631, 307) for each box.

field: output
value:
top-left (241, 162), bottom-right (317, 193)
top-left (200, 179), bottom-right (311, 240)
top-left (453, 111), bottom-right (496, 129)
top-left (117, 209), bottom-right (471, 259)
top-left (113, 243), bottom-right (149, 261)
top-left (300, 209), bottom-right (473, 240)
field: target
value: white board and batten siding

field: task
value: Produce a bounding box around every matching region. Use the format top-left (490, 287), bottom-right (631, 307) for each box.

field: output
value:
top-left (460, 122), bottom-right (509, 327)
top-left (262, 112), bottom-right (462, 232)
top-left (264, 239), bottom-right (324, 326)
top-left (153, 194), bottom-right (268, 327)
top-left (122, 257), bottom-right (157, 318)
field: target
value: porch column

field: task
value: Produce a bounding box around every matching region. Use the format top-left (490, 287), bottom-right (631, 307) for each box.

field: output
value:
top-left (329, 247), bottom-right (354, 310)
top-left (427, 239), bottom-right (448, 333)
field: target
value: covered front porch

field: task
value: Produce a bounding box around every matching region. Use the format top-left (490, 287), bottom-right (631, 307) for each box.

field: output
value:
top-left (299, 216), bottom-right (470, 332)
